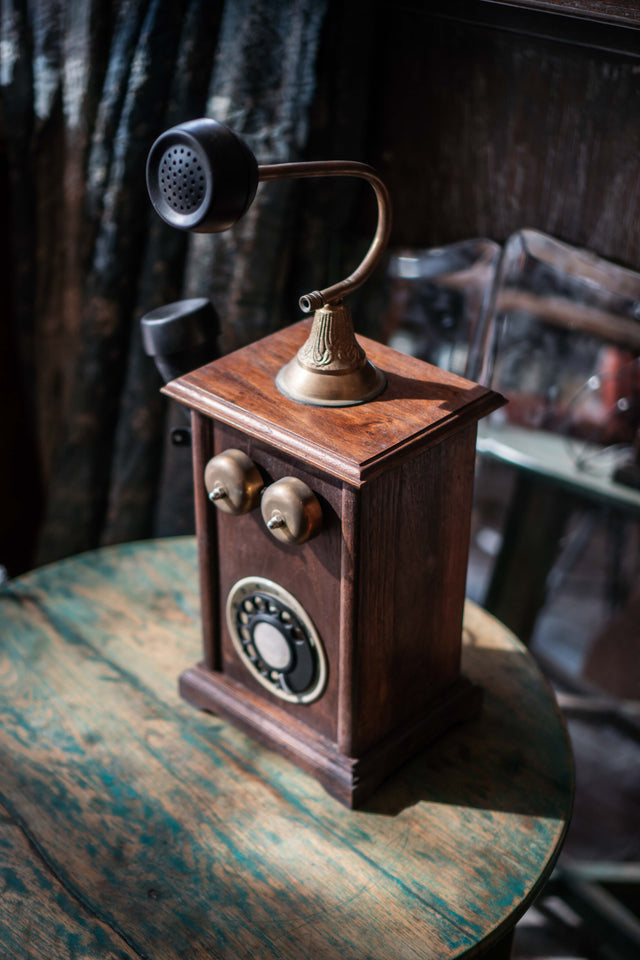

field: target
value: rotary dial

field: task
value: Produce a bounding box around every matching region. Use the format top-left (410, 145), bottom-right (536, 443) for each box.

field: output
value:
top-left (226, 577), bottom-right (327, 704)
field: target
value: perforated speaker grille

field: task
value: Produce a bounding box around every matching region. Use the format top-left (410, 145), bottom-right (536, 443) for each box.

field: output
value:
top-left (159, 146), bottom-right (206, 213)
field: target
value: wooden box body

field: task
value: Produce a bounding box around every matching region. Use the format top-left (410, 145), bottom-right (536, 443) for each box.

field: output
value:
top-left (164, 320), bottom-right (504, 806)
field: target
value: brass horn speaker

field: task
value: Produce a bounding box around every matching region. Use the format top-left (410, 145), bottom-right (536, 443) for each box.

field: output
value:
top-left (146, 118), bottom-right (391, 406)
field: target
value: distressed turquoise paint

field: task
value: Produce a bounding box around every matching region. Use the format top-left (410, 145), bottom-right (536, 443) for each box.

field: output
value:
top-left (0, 538), bottom-right (572, 960)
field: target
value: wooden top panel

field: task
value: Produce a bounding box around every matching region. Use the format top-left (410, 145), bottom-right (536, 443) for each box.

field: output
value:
top-left (0, 538), bottom-right (572, 960)
top-left (164, 321), bottom-right (504, 483)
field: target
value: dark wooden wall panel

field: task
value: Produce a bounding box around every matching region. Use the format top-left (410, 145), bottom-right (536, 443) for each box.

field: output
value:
top-left (369, 12), bottom-right (640, 269)
top-left (496, 0), bottom-right (640, 26)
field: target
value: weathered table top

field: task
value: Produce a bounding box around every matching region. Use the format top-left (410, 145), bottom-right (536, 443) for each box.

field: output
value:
top-left (0, 537), bottom-right (573, 960)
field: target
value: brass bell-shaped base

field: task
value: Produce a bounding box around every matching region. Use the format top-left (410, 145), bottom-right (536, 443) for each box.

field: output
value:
top-left (276, 303), bottom-right (386, 407)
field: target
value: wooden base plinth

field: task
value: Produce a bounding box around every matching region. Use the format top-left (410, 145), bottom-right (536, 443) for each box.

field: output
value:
top-left (179, 665), bottom-right (483, 807)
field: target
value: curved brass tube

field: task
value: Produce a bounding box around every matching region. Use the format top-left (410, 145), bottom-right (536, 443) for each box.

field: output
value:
top-left (258, 161), bottom-right (392, 312)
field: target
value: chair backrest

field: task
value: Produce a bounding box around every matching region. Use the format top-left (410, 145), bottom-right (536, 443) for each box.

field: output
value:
top-left (477, 229), bottom-right (640, 463)
top-left (382, 238), bottom-right (502, 380)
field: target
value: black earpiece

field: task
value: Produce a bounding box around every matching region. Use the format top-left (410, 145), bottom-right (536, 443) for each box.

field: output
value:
top-left (146, 118), bottom-right (259, 234)
top-left (141, 297), bottom-right (219, 383)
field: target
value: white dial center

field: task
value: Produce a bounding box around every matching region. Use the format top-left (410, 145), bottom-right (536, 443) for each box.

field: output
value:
top-left (252, 622), bottom-right (291, 670)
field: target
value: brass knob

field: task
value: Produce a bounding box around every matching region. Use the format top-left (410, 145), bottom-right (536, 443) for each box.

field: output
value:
top-left (261, 478), bottom-right (322, 545)
top-left (204, 449), bottom-right (263, 515)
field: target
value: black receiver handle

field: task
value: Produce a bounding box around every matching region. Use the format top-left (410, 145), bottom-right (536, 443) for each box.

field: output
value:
top-left (140, 297), bottom-right (219, 384)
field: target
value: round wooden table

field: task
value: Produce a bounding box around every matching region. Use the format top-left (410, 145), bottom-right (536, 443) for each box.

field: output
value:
top-left (0, 537), bottom-right (572, 960)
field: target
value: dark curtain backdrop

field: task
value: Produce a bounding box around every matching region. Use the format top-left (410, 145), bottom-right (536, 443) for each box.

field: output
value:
top-left (0, 0), bottom-right (354, 573)
top-left (3, 0), bottom-right (640, 575)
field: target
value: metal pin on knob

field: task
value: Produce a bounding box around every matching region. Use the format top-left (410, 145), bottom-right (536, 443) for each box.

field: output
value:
top-left (266, 512), bottom-right (286, 531)
top-left (261, 478), bottom-right (322, 545)
top-left (204, 449), bottom-right (263, 515)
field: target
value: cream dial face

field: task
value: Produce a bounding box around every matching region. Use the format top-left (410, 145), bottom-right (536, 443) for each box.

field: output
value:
top-left (226, 577), bottom-right (327, 704)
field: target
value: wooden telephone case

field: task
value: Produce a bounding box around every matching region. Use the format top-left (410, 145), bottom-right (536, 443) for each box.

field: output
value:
top-left (164, 320), bottom-right (503, 807)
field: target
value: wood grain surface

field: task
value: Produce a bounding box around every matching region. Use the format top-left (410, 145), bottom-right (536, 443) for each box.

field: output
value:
top-left (370, 9), bottom-right (640, 266)
top-left (354, 425), bottom-right (478, 754)
top-left (0, 538), bottom-right (573, 960)
top-left (164, 320), bottom-right (502, 485)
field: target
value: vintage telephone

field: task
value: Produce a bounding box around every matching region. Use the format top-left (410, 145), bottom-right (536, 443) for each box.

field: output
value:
top-left (141, 118), bottom-right (504, 807)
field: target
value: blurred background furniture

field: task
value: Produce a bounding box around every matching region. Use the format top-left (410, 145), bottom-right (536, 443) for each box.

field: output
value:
top-left (383, 239), bottom-right (502, 379)
top-left (383, 230), bottom-right (640, 660)
top-left (477, 229), bottom-right (640, 648)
